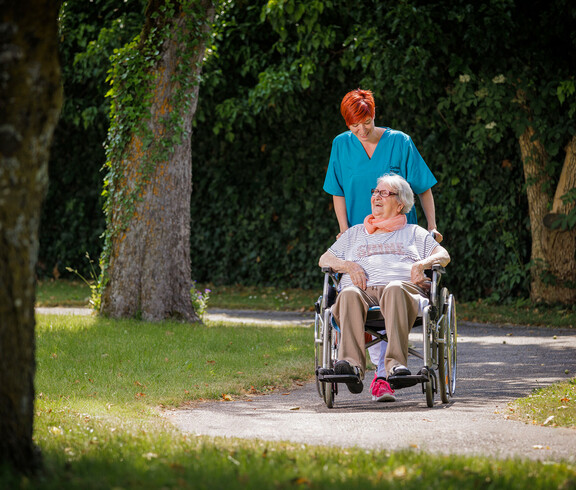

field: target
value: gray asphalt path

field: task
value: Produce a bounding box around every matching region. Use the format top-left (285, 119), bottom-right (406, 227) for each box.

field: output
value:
top-left (165, 318), bottom-right (576, 462)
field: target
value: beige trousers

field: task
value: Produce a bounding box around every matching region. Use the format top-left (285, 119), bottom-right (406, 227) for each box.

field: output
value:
top-left (331, 281), bottom-right (424, 378)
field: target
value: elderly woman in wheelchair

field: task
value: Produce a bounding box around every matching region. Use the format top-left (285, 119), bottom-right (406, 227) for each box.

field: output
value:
top-left (316, 173), bottom-right (455, 407)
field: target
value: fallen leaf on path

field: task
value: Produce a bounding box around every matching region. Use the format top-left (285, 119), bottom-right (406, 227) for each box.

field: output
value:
top-left (222, 393), bottom-right (233, 401)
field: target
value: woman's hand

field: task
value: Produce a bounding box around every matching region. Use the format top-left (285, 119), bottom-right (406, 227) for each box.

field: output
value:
top-left (429, 228), bottom-right (443, 243)
top-left (345, 261), bottom-right (367, 290)
top-left (411, 262), bottom-right (430, 290)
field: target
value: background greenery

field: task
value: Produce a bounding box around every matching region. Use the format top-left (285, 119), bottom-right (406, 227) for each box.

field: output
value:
top-left (41, 0), bottom-right (575, 303)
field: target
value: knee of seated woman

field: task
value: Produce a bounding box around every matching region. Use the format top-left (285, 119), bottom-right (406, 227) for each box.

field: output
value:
top-left (384, 280), bottom-right (404, 290)
top-left (339, 286), bottom-right (365, 297)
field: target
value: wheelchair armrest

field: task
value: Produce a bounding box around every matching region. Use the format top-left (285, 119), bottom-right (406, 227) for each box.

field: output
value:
top-left (321, 267), bottom-right (334, 273)
top-left (431, 264), bottom-right (445, 274)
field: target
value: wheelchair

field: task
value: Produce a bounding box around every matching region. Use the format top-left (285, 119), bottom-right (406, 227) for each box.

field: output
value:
top-left (314, 265), bottom-right (457, 408)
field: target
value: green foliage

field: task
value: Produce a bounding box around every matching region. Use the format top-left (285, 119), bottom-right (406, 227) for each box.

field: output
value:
top-left (41, 0), bottom-right (576, 304)
top-left (190, 0), bottom-right (574, 302)
top-left (39, 0), bottom-right (146, 279)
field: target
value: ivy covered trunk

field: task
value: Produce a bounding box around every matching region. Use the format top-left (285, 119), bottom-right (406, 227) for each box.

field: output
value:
top-left (520, 130), bottom-right (576, 304)
top-left (0, 0), bottom-right (62, 473)
top-left (100, 0), bottom-right (214, 321)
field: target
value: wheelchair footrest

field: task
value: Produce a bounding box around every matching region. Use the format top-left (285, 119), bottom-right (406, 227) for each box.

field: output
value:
top-left (316, 368), bottom-right (361, 384)
top-left (388, 373), bottom-right (427, 389)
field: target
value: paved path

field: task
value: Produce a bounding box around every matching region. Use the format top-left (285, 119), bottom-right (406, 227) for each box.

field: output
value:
top-left (165, 319), bottom-right (576, 462)
top-left (36, 307), bottom-right (576, 461)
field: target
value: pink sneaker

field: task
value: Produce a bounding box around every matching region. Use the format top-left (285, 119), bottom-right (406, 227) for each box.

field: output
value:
top-left (371, 376), bottom-right (396, 402)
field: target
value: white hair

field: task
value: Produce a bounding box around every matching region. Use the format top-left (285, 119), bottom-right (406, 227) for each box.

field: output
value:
top-left (376, 173), bottom-right (414, 214)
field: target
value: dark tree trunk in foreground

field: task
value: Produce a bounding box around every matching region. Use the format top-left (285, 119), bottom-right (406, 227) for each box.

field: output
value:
top-left (0, 0), bottom-right (62, 474)
top-left (100, 0), bottom-right (214, 322)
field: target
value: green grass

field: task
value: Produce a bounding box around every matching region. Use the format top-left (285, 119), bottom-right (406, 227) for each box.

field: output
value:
top-left (36, 279), bottom-right (93, 307)
top-left (508, 378), bottom-right (576, 429)
top-left (4, 312), bottom-right (571, 488)
top-left (203, 284), bottom-right (319, 312)
top-left (457, 299), bottom-right (576, 329)
top-left (35, 314), bottom-right (311, 409)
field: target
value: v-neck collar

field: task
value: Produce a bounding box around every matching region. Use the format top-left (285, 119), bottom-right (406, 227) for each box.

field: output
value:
top-left (352, 127), bottom-right (387, 160)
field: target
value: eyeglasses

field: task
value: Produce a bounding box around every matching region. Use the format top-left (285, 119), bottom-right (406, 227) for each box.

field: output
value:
top-left (371, 188), bottom-right (397, 198)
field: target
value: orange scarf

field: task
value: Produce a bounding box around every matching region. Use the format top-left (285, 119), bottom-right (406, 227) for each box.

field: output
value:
top-left (363, 214), bottom-right (407, 234)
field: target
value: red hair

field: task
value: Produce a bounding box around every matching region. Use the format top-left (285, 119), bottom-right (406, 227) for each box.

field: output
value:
top-left (340, 89), bottom-right (375, 126)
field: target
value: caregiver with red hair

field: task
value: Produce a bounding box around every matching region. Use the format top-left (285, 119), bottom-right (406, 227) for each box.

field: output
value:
top-left (324, 88), bottom-right (442, 241)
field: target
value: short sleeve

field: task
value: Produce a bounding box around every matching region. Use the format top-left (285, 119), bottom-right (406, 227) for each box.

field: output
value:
top-left (323, 137), bottom-right (344, 197)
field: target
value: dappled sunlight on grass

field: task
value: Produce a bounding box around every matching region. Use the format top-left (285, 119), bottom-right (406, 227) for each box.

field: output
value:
top-left (35, 313), bottom-right (313, 410)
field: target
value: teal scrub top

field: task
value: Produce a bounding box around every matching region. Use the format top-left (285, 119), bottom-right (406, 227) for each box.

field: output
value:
top-left (323, 128), bottom-right (437, 227)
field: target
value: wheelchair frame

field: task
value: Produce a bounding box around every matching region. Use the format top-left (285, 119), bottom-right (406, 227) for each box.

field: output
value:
top-left (314, 265), bottom-right (457, 408)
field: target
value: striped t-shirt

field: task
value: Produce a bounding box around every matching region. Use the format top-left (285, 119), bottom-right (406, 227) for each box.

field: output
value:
top-left (328, 224), bottom-right (439, 290)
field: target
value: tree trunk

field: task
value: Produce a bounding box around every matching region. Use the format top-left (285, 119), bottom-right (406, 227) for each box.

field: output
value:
top-left (541, 135), bottom-right (576, 303)
top-left (520, 128), bottom-right (576, 304)
top-left (100, 1), bottom-right (214, 322)
top-left (0, 0), bottom-right (62, 474)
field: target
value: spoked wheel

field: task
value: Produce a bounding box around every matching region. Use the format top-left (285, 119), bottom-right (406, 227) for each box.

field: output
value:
top-left (314, 311), bottom-right (323, 397)
top-left (437, 288), bottom-right (450, 403)
top-left (446, 294), bottom-right (457, 396)
top-left (437, 340), bottom-right (449, 403)
top-left (421, 307), bottom-right (436, 407)
top-left (321, 310), bottom-right (337, 408)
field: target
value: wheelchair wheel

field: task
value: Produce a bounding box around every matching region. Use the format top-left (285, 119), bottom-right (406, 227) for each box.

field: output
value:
top-left (321, 309), bottom-right (337, 408)
top-left (446, 293), bottom-right (457, 396)
top-left (422, 367), bottom-right (434, 408)
top-left (323, 382), bottom-right (335, 408)
top-left (437, 288), bottom-right (450, 404)
top-left (421, 307), bottom-right (436, 407)
top-left (314, 310), bottom-right (323, 398)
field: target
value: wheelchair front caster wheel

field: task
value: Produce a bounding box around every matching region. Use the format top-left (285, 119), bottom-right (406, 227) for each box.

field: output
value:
top-left (323, 382), bottom-right (335, 408)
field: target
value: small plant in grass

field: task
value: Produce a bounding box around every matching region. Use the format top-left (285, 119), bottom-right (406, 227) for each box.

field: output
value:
top-left (65, 253), bottom-right (101, 310)
top-left (190, 281), bottom-right (211, 319)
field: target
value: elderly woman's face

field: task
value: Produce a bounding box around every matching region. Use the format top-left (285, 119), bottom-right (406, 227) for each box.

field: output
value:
top-left (371, 184), bottom-right (403, 218)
